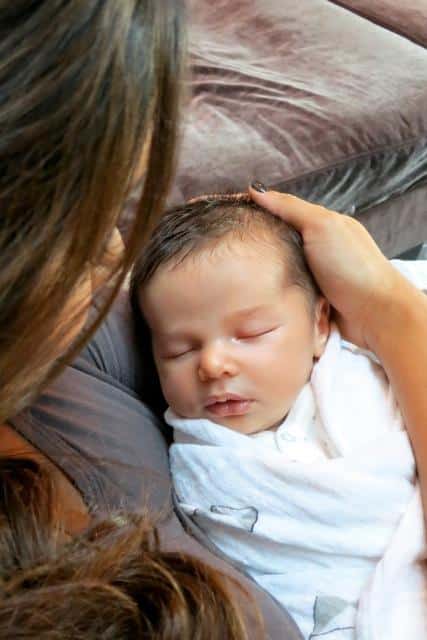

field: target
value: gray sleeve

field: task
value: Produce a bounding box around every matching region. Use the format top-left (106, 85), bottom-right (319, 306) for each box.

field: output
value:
top-left (10, 290), bottom-right (170, 512)
top-left (76, 290), bottom-right (146, 395)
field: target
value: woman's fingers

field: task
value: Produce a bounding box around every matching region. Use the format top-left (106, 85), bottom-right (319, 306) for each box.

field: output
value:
top-left (248, 184), bottom-right (401, 350)
top-left (248, 186), bottom-right (329, 233)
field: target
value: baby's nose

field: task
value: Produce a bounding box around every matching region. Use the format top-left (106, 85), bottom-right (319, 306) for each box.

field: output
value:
top-left (198, 342), bottom-right (238, 381)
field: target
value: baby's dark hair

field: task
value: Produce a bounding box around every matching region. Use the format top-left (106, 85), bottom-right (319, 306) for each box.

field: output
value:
top-left (131, 193), bottom-right (320, 304)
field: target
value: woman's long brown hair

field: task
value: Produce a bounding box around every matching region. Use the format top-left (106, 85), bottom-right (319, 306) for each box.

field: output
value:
top-left (0, 7), bottom-right (265, 637)
top-left (0, 458), bottom-right (258, 639)
top-left (0, 1), bottom-right (186, 422)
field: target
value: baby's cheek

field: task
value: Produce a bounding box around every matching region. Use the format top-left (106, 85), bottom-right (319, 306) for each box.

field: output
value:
top-left (258, 338), bottom-right (313, 395)
top-left (159, 364), bottom-right (197, 415)
top-left (157, 368), bottom-right (178, 408)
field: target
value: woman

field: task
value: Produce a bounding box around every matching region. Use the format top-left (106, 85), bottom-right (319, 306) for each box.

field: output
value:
top-left (0, 2), bottom-right (258, 638)
top-left (0, 1), bottom-right (426, 637)
top-left (0, 3), bottom-right (294, 638)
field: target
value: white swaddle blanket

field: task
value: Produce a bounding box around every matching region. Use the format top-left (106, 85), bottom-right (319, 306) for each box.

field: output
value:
top-left (167, 260), bottom-right (427, 640)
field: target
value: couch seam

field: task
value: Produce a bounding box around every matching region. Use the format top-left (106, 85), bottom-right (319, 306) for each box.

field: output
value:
top-left (356, 179), bottom-right (427, 215)
top-left (326, 0), bottom-right (427, 50)
top-left (271, 133), bottom-right (427, 189)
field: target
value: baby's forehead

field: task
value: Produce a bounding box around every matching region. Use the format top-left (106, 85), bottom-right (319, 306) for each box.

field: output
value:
top-left (170, 229), bottom-right (292, 274)
top-left (141, 232), bottom-right (294, 314)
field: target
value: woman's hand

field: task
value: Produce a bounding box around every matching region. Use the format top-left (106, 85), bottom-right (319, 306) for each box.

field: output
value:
top-left (249, 186), bottom-right (407, 351)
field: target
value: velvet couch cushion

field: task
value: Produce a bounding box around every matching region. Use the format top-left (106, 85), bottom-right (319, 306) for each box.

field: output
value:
top-left (169, 0), bottom-right (427, 221)
top-left (331, 0), bottom-right (427, 47)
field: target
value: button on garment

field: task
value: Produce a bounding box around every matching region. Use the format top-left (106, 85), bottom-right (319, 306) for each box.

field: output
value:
top-left (251, 384), bottom-right (332, 464)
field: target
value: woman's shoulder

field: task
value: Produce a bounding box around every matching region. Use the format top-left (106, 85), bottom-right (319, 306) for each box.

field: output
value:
top-left (8, 289), bottom-right (171, 512)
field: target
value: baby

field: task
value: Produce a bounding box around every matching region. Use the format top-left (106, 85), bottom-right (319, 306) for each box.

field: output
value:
top-left (133, 194), bottom-right (330, 434)
top-left (131, 194), bottom-right (425, 640)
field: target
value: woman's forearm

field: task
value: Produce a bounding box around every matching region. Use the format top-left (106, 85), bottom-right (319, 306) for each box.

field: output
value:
top-left (368, 274), bottom-right (427, 519)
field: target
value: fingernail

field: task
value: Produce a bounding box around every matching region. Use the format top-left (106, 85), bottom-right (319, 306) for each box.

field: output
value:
top-left (251, 181), bottom-right (268, 193)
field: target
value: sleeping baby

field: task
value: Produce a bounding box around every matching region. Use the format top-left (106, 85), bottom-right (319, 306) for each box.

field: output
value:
top-left (131, 194), bottom-right (426, 640)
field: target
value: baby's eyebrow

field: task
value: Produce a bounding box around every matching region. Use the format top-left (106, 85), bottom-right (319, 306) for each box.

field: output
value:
top-left (227, 305), bottom-right (273, 321)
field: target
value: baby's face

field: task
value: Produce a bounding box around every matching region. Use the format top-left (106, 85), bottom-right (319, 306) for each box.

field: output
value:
top-left (140, 236), bottom-right (329, 435)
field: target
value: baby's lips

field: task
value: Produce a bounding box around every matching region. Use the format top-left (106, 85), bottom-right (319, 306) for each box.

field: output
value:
top-left (204, 392), bottom-right (248, 407)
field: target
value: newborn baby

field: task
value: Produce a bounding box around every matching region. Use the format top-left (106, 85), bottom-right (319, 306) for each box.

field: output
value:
top-left (137, 194), bottom-right (330, 437)
top-left (132, 194), bottom-right (425, 640)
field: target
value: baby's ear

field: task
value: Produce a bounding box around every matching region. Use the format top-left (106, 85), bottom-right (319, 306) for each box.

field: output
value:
top-left (313, 297), bottom-right (330, 359)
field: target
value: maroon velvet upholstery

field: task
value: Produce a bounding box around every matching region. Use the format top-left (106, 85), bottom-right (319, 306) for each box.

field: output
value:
top-left (330, 0), bottom-right (427, 47)
top-left (167, 0), bottom-right (427, 256)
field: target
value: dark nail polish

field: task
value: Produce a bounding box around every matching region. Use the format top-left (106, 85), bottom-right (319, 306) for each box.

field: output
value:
top-left (251, 181), bottom-right (267, 193)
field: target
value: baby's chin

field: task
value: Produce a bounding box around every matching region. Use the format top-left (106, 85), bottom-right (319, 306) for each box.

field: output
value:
top-left (170, 403), bottom-right (289, 435)
top-left (203, 412), bottom-right (286, 435)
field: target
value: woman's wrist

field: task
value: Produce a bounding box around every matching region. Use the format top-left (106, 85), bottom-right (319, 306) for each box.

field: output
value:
top-left (364, 268), bottom-right (427, 525)
top-left (365, 271), bottom-right (427, 360)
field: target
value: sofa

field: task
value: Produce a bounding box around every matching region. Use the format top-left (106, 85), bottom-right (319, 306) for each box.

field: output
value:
top-left (167, 0), bottom-right (427, 258)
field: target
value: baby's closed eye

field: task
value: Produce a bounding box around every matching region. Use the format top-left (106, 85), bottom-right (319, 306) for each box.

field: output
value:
top-left (159, 345), bottom-right (195, 360)
top-left (235, 326), bottom-right (280, 341)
